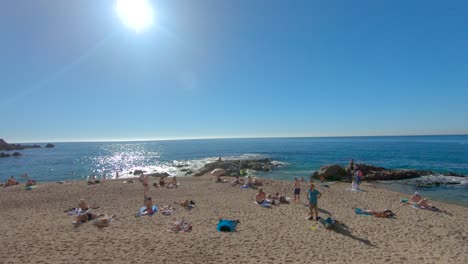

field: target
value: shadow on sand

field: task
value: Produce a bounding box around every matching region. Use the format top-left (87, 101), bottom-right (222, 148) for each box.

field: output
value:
top-left (320, 219), bottom-right (377, 247)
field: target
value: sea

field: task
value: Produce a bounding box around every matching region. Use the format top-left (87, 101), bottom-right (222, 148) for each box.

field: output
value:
top-left (1, 135), bottom-right (467, 206)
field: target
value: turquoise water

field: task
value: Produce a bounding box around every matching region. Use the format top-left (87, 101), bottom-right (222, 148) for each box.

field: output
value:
top-left (1, 136), bottom-right (467, 206)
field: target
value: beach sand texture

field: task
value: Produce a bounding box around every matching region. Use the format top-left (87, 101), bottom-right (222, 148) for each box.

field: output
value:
top-left (1, 176), bottom-right (467, 264)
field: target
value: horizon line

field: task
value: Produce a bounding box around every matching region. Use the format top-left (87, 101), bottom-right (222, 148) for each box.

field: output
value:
top-left (6, 133), bottom-right (468, 144)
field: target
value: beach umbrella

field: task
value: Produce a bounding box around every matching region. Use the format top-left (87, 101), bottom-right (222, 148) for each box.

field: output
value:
top-left (211, 168), bottom-right (225, 176)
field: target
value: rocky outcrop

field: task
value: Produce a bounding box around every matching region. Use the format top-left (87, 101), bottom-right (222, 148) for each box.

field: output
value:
top-left (146, 172), bottom-right (170, 178)
top-left (314, 163), bottom-right (436, 182)
top-left (45, 143), bottom-right (55, 148)
top-left (0, 152), bottom-right (11, 158)
top-left (0, 139), bottom-right (52, 151)
top-left (194, 158), bottom-right (278, 177)
top-left (12, 152), bottom-right (22, 157)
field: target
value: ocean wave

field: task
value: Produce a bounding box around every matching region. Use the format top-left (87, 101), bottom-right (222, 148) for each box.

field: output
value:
top-left (408, 174), bottom-right (468, 185)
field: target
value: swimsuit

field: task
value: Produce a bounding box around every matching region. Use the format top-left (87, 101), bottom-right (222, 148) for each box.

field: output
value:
top-left (294, 188), bottom-right (301, 195)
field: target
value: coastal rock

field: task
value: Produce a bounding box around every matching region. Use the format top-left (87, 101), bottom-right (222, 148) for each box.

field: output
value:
top-left (146, 172), bottom-right (170, 178)
top-left (314, 163), bottom-right (435, 182)
top-left (211, 168), bottom-right (226, 176)
top-left (132, 170), bottom-right (146, 175)
top-left (316, 164), bottom-right (347, 181)
top-left (12, 152), bottom-right (22, 157)
top-left (45, 143), bottom-right (55, 148)
top-left (194, 158), bottom-right (275, 177)
top-left (0, 152), bottom-right (11, 158)
top-left (0, 139), bottom-right (43, 151)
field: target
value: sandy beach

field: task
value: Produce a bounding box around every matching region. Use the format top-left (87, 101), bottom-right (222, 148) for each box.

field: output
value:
top-left (1, 176), bottom-right (467, 264)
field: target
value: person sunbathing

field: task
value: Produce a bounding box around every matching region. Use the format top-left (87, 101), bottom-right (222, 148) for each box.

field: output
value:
top-left (25, 179), bottom-right (37, 187)
top-left (244, 176), bottom-right (253, 187)
top-left (408, 192), bottom-right (429, 207)
top-left (253, 178), bottom-right (263, 186)
top-left (167, 176), bottom-right (178, 188)
top-left (144, 197), bottom-right (155, 214)
top-left (216, 174), bottom-right (223, 183)
top-left (4, 176), bottom-right (19, 187)
top-left (159, 176), bottom-right (166, 187)
top-left (255, 188), bottom-right (267, 204)
top-left (65, 199), bottom-right (99, 213)
top-left (356, 208), bottom-right (395, 218)
top-left (175, 200), bottom-right (195, 209)
top-left (93, 215), bottom-right (113, 228)
top-left (75, 212), bottom-right (104, 224)
top-left (231, 176), bottom-right (243, 186)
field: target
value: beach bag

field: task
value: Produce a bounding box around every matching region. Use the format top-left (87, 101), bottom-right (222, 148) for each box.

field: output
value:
top-left (217, 219), bottom-right (238, 232)
top-left (279, 196), bottom-right (287, 204)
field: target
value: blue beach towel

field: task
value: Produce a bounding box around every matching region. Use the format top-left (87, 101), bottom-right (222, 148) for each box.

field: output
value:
top-left (137, 205), bottom-right (158, 217)
top-left (217, 219), bottom-right (238, 232)
top-left (355, 208), bottom-right (371, 216)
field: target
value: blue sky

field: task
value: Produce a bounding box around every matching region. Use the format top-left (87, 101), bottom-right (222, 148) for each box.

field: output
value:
top-left (1, 0), bottom-right (467, 143)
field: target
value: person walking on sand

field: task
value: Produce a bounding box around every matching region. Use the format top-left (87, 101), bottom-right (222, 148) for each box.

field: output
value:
top-left (307, 183), bottom-right (322, 221)
top-left (293, 177), bottom-right (301, 202)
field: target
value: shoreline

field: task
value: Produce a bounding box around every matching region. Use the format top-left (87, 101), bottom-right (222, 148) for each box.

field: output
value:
top-left (1, 176), bottom-right (467, 263)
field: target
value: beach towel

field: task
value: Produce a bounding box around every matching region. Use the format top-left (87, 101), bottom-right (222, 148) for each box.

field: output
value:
top-left (136, 205), bottom-right (158, 217)
top-left (346, 188), bottom-right (363, 192)
top-left (255, 201), bottom-right (271, 208)
top-left (355, 208), bottom-right (372, 216)
top-left (25, 185), bottom-right (37, 190)
top-left (217, 219), bottom-right (239, 232)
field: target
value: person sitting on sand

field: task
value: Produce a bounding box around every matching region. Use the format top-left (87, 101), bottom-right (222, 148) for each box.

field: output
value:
top-left (216, 174), bottom-right (223, 183)
top-left (158, 176), bottom-right (166, 187)
top-left (253, 178), bottom-right (263, 186)
top-left (255, 188), bottom-right (267, 204)
top-left (243, 176), bottom-right (253, 187)
top-left (408, 192), bottom-right (430, 208)
top-left (231, 176), bottom-right (243, 186)
top-left (167, 176), bottom-right (178, 188)
top-left (4, 176), bottom-right (19, 187)
top-left (25, 179), bottom-right (37, 187)
top-left (65, 199), bottom-right (99, 214)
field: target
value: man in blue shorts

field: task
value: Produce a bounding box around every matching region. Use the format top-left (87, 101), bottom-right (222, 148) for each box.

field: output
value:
top-left (307, 183), bottom-right (322, 220)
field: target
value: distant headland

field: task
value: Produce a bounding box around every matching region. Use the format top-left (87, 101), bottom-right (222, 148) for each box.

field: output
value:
top-left (0, 139), bottom-right (54, 158)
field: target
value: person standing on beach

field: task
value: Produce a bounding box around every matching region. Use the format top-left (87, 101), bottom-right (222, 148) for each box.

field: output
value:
top-left (307, 183), bottom-right (322, 221)
top-left (293, 177), bottom-right (301, 202)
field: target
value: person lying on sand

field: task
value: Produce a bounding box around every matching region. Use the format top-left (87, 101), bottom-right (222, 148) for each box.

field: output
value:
top-left (171, 218), bottom-right (192, 233)
top-left (4, 176), bottom-right (19, 187)
top-left (75, 212), bottom-right (105, 224)
top-left (175, 200), bottom-right (196, 209)
top-left (65, 199), bottom-right (99, 213)
top-left (355, 208), bottom-right (395, 218)
top-left (93, 215), bottom-right (114, 228)
top-left (407, 192), bottom-right (430, 207)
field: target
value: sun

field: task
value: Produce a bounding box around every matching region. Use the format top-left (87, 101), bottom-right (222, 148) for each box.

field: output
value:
top-left (116, 0), bottom-right (155, 32)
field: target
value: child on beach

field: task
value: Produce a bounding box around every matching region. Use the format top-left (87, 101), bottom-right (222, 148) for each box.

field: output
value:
top-left (293, 177), bottom-right (301, 202)
top-left (307, 183), bottom-right (322, 220)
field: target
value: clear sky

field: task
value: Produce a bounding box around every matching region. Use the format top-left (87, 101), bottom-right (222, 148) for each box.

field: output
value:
top-left (1, 0), bottom-right (467, 143)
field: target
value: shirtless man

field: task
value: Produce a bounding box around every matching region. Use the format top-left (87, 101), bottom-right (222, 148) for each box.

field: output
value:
top-left (255, 188), bottom-right (267, 204)
top-left (293, 177), bottom-right (301, 202)
top-left (408, 192), bottom-right (429, 207)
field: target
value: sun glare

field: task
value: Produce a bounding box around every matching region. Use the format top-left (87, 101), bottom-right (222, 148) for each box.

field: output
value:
top-left (116, 0), bottom-right (155, 32)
